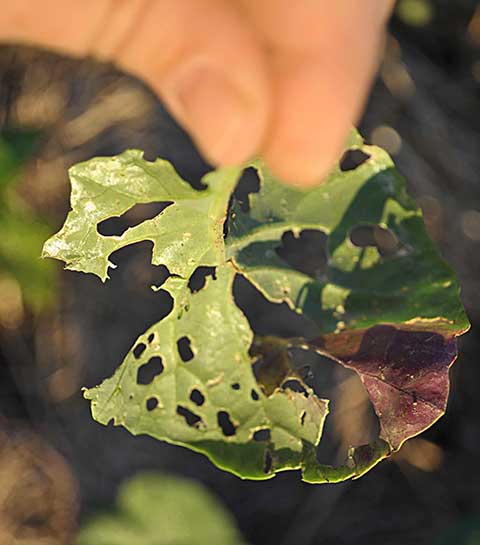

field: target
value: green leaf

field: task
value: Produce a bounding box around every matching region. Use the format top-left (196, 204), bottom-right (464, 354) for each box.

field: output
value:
top-left (43, 150), bottom-right (239, 280)
top-left (227, 139), bottom-right (467, 335)
top-left (76, 472), bottom-right (248, 545)
top-left (84, 263), bottom-right (329, 480)
top-left (225, 135), bottom-right (469, 457)
top-left (44, 131), bottom-right (469, 483)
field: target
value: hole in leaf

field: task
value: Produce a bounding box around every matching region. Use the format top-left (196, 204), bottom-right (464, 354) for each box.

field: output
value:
top-left (291, 347), bottom-right (342, 399)
top-left (251, 389), bottom-right (259, 401)
top-left (252, 341), bottom-right (293, 396)
top-left (166, 157), bottom-right (209, 191)
top-left (276, 229), bottom-right (329, 278)
top-left (313, 365), bottom-right (380, 466)
top-left (300, 411), bottom-right (306, 426)
top-left (264, 451), bottom-right (273, 474)
top-left (234, 275), bottom-right (320, 339)
top-left (147, 333), bottom-right (155, 344)
top-left (97, 202), bottom-right (173, 236)
top-left (177, 405), bottom-right (203, 428)
top-left (190, 389), bottom-right (205, 406)
top-left (349, 225), bottom-right (399, 257)
top-left (339, 149), bottom-right (370, 171)
top-left (188, 266), bottom-right (217, 292)
top-left (373, 226), bottom-right (400, 256)
top-left (141, 150), bottom-right (159, 162)
top-left (253, 429), bottom-right (271, 442)
top-left (282, 379), bottom-right (309, 397)
top-left (233, 166), bottom-right (261, 212)
top-left (153, 289), bottom-right (175, 321)
top-left (133, 343), bottom-right (146, 359)
top-left (177, 336), bottom-right (194, 362)
top-left (298, 364), bottom-right (313, 383)
top-left (146, 397), bottom-right (158, 411)
top-left (108, 242), bottom-right (170, 290)
top-left (137, 356), bottom-right (164, 385)
top-left (349, 225), bottom-right (377, 246)
top-left (231, 383), bottom-right (241, 390)
top-left (217, 411), bottom-right (237, 436)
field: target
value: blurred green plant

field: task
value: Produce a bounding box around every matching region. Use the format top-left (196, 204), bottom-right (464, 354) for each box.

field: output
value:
top-left (396, 0), bottom-right (434, 27)
top-left (76, 472), bottom-right (248, 545)
top-left (436, 516), bottom-right (480, 545)
top-left (0, 129), bottom-right (55, 327)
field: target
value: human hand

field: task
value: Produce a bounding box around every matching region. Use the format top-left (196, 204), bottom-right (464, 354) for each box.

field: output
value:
top-left (0, 1), bottom-right (395, 186)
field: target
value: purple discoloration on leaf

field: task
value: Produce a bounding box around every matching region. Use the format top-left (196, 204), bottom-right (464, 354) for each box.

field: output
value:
top-left (318, 324), bottom-right (459, 450)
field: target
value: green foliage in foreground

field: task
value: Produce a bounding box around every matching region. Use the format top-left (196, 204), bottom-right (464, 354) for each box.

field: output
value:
top-left (77, 473), bottom-right (248, 545)
top-left (44, 130), bottom-right (469, 482)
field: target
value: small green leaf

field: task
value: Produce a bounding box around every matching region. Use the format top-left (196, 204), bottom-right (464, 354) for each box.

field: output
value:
top-left (76, 472), bottom-right (248, 545)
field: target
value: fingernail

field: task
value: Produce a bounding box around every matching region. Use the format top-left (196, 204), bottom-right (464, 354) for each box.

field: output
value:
top-left (163, 61), bottom-right (255, 165)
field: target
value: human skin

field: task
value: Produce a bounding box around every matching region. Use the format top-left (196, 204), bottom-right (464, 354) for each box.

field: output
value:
top-left (0, 1), bottom-right (395, 186)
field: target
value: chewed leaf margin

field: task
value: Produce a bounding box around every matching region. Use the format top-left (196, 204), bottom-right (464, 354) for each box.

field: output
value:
top-left (226, 144), bottom-right (468, 336)
top-left (314, 320), bottom-right (464, 451)
top-left (44, 130), bottom-right (470, 483)
top-left (83, 262), bottom-right (392, 483)
top-left (84, 264), bottom-right (331, 480)
top-left (42, 150), bottom-right (240, 281)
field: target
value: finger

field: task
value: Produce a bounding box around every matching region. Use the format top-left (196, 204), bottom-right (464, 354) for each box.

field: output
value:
top-left (240, 0), bottom-right (395, 52)
top-left (241, 0), bottom-right (395, 186)
top-left (104, 0), bottom-right (270, 166)
top-left (0, 0), bottom-right (111, 55)
top-left (0, 0), bottom-right (271, 167)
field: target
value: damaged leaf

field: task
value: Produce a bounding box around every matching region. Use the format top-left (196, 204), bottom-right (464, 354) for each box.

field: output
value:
top-left (316, 322), bottom-right (458, 451)
top-left (42, 150), bottom-right (239, 280)
top-left (44, 130), bottom-right (469, 483)
top-left (227, 132), bottom-right (467, 335)
top-left (84, 264), bottom-right (329, 480)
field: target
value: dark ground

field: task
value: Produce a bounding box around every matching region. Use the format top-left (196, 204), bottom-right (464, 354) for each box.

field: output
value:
top-left (0, 2), bottom-right (479, 544)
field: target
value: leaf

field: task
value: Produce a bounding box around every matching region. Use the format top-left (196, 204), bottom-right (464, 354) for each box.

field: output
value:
top-left (313, 322), bottom-right (458, 450)
top-left (42, 150), bottom-right (239, 280)
top-left (76, 472), bottom-right (249, 545)
top-left (84, 263), bottom-right (329, 480)
top-left (227, 133), bottom-right (467, 335)
top-left (44, 131), bottom-right (469, 483)
top-left (226, 132), bottom-right (468, 461)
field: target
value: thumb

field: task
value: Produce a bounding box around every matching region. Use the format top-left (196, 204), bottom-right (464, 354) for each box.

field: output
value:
top-left (0, 0), bottom-right (270, 167)
top-left (100, 0), bottom-right (270, 166)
